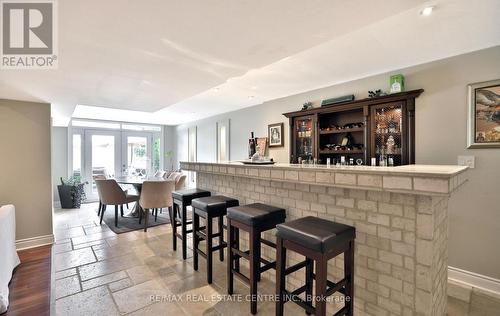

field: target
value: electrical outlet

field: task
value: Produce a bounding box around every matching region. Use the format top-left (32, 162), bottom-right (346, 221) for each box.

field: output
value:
top-left (458, 155), bottom-right (475, 169)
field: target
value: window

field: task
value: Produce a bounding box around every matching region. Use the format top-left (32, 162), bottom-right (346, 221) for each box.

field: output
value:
top-left (217, 119), bottom-right (230, 162)
top-left (122, 123), bottom-right (162, 132)
top-left (72, 120), bottom-right (120, 129)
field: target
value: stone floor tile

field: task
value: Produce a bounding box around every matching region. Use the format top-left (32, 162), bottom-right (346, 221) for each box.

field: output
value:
top-left (112, 279), bottom-right (170, 314)
top-left (55, 286), bottom-right (120, 316)
top-left (53, 242), bottom-right (73, 254)
top-left (94, 244), bottom-right (133, 261)
top-left (55, 226), bottom-right (86, 239)
top-left (126, 265), bottom-right (156, 285)
top-left (54, 268), bottom-right (78, 280)
top-left (78, 253), bottom-right (142, 281)
top-left (127, 301), bottom-right (186, 316)
top-left (71, 230), bottom-right (115, 245)
top-left (55, 275), bottom-right (81, 299)
top-left (72, 239), bottom-right (108, 250)
top-left (108, 277), bottom-right (134, 293)
top-left (54, 247), bottom-right (97, 271)
top-left (81, 270), bottom-right (128, 291)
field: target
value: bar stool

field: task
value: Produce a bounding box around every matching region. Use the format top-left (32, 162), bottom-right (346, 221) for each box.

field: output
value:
top-left (275, 216), bottom-right (355, 316)
top-left (191, 195), bottom-right (239, 284)
top-left (226, 203), bottom-right (286, 315)
top-left (171, 188), bottom-right (211, 259)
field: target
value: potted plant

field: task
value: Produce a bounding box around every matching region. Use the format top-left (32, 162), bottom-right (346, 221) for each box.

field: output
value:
top-left (57, 176), bottom-right (88, 208)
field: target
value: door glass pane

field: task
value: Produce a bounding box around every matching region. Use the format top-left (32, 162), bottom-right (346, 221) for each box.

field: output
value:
top-left (72, 134), bottom-right (82, 177)
top-left (91, 135), bottom-right (115, 192)
top-left (295, 117), bottom-right (314, 162)
top-left (126, 136), bottom-right (148, 176)
top-left (374, 105), bottom-right (403, 166)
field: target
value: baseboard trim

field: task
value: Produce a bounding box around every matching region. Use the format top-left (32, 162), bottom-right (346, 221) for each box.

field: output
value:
top-left (449, 266), bottom-right (500, 295)
top-left (16, 234), bottom-right (54, 250)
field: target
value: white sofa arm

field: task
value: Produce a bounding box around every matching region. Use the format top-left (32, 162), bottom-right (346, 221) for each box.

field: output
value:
top-left (0, 205), bottom-right (21, 313)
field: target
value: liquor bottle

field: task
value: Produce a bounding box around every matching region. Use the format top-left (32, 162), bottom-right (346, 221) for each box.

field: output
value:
top-left (248, 132), bottom-right (256, 158)
top-left (379, 146), bottom-right (387, 167)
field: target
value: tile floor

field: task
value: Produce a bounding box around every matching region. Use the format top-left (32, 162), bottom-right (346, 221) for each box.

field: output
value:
top-left (53, 203), bottom-right (500, 316)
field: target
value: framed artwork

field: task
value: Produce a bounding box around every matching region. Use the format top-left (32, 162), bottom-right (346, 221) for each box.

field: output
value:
top-left (467, 79), bottom-right (500, 148)
top-left (268, 123), bottom-right (284, 147)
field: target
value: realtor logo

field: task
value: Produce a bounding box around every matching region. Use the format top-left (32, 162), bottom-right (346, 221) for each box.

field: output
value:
top-left (1, 0), bottom-right (57, 69)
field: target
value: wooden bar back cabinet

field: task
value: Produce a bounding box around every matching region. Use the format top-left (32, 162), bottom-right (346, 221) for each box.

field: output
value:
top-left (283, 90), bottom-right (423, 166)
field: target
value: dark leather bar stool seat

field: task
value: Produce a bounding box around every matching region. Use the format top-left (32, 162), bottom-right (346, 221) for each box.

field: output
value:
top-left (275, 216), bottom-right (356, 316)
top-left (171, 188), bottom-right (211, 259)
top-left (191, 195), bottom-right (239, 284)
top-left (226, 203), bottom-right (286, 314)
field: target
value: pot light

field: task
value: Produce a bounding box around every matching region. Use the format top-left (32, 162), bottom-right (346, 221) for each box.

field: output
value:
top-left (213, 87), bottom-right (219, 92)
top-left (248, 96), bottom-right (255, 100)
top-left (420, 6), bottom-right (434, 16)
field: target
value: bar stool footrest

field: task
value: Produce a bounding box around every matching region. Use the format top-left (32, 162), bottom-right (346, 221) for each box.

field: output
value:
top-left (282, 289), bottom-right (315, 314)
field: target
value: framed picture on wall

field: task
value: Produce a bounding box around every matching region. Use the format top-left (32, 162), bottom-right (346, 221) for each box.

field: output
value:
top-left (268, 122), bottom-right (284, 147)
top-left (467, 79), bottom-right (500, 148)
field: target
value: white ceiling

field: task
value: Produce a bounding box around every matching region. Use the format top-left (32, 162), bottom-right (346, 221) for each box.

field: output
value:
top-left (1, 0), bottom-right (499, 126)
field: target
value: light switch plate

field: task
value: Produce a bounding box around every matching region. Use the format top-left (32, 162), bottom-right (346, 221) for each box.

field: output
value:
top-left (458, 155), bottom-right (475, 168)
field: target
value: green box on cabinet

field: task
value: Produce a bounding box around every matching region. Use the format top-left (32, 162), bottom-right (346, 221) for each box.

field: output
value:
top-left (390, 74), bottom-right (405, 93)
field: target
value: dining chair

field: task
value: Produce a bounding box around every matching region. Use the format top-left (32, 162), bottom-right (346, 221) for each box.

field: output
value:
top-left (138, 180), bottom-right (175, 232)
top-left (93, 175), bottom-right (106, 216)
top-left (175, 174), bottom-right (187, 190)
top-left (166, 172), bottom-right (179, 181)
top-left (95, 179), bottom-right (139, 227)
top-left (154, 170), bottom-right (166, 178)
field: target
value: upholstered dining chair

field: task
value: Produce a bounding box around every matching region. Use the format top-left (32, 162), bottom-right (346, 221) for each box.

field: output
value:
top-left (165, 172), bottom-right (179, 181)
top-left (93, 175), bottom-right (107, 216)
top-left (154, 170), bottom-right (166, 178)
top-left (175, 174), bottom-right (186, 190)
top-left (95, 179), bottom-right (139, 227)
top-left (138, 180), bottom-right (175, 232)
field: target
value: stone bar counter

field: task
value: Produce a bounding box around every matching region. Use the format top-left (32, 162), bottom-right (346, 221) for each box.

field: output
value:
top-left (180, 161), bottom-right (468, 316)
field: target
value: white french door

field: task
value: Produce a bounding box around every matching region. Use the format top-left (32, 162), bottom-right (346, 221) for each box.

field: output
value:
top-left (84, 130), bottom-right (121, 200)
top-left (69, 121), bottom-right (164, 202)
top-left (121, 132), bottom-right (153, 177)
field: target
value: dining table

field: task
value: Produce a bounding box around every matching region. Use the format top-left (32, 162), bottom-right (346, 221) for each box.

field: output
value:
top-left (114, 176), bottom-right (166, 217)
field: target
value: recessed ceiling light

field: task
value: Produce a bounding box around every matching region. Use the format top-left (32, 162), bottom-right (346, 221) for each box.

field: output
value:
top-left (248, 96), bottom-right (255, 99)
top-left (213, 87), bottom-right (219, 92)
top-left (420, 6), bottom-right (434, 16)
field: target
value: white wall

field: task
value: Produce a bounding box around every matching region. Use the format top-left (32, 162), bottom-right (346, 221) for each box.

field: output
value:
top-left (163, 125), bottom-right (177, 170)
top-left (51, 127), bottom-right (68, 203)
top-left (175, 46), bottom-right (500, 280)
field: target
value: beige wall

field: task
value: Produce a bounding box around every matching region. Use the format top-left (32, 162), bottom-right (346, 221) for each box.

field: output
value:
top-left (0, 99), bottom-right (53, 241)
top-left (176, 46), bottom-right (500, 279)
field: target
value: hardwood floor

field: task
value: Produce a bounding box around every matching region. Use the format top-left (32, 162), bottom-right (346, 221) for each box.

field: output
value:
top-left (2, 245), bottom-right (52, 316)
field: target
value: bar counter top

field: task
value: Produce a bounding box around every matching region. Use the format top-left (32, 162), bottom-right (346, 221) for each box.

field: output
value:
top-left (180, 161), bottom-right (468, 196)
